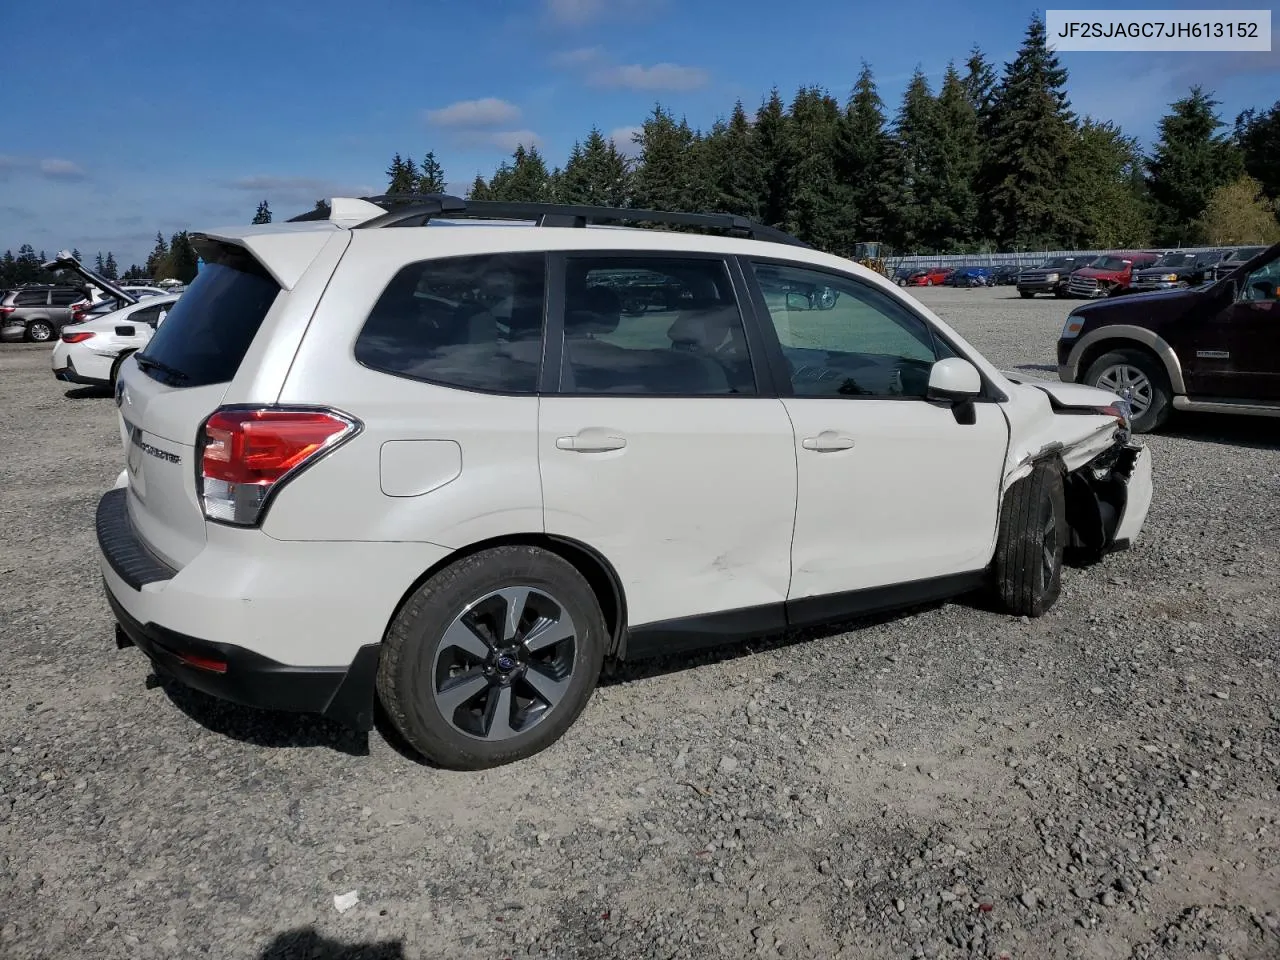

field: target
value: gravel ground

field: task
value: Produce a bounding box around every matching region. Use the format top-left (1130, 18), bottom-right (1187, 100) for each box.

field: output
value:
top-left (2, 286), bottom-right (1279, 960)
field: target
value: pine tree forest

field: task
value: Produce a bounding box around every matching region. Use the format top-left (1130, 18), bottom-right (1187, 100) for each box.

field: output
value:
top-left (4, 16), bottom-right (1279, 290)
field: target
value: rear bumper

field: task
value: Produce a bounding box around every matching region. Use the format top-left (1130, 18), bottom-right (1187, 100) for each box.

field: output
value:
top-left (54, 359), bottom-right (105, 386)
top-left (94, 486), bottom-right (446, 732)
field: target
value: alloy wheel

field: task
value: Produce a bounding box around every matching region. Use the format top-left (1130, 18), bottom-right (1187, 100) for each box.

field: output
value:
top-left (431, 586), bottom-right (578, 741)
top-left (1094, 364), bottom-right (1153, 419)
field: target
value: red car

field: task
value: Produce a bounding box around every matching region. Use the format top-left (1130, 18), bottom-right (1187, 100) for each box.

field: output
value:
top-left (1064, 252), bottom-right (1160, 298)
top-left (906, 267), bottom-right (954, 287)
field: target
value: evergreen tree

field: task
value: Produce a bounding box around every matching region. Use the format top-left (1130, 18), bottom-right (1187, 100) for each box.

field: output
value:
top-left (385, 153), bottom-right (419, 194)
top-left (702, 101), bottom-right (765, 219)
top-left (252, 200), bottom-right (272, 224)
top-left (630, 105), bottom-right (698, 212)
top-left (71, 247), bottom-right (82, 263)
top-left (488, 145), bottom-right (552, 202)
top-left (931, 64), bottom-right (981, 251)
top-left (963, 46), bottom-right (1000, 244)
top-left (94, 251), bottom-right (105, 273)
top-left (561, 127), bottom-right (631, 207)
top-left (984, 14), bottom-right (1077, 249)
top-left (158, 232), bottom-right (200, 283)
top-left (837, 64), bottom-right (895, 247)
top-left (1147, 87), bottom-right (1245, 245)
top-left (417, 151), bottom-right (447, 194)
top-left (103, 252), bottom-right (119, 280)
top-left (755, 89), bottom-right (791, 227)
top-left (467, 174), bottom-right (491, 200)
top-left (1, 250), bottom-right (16, 286)
top-left (1235, 101), bottom-right (1280, 203)
top-left (891, 69), bottom-right (940, 251)
top-left (1066, 120), bottom-right (1151, 248)
top-left (15, 245), bottom-right (41, 284)
top-left (783, 87), bottom-right (845, 251)
top-left (962, 46), bottom-right (998, 119)
top-left (145, 232), bottom-right (168, 277)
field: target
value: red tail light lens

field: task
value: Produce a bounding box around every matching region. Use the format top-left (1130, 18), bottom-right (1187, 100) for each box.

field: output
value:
top-left (198, 407), bottom-right (359, 525)
top-left (0, 306), bottom-right (14, 316)
top-left (61, 330), bottom-right (96, 343)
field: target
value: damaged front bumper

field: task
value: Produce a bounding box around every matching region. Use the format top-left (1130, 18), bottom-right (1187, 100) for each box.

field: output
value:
top-left (1065, 441), bottom-right (1153, 561)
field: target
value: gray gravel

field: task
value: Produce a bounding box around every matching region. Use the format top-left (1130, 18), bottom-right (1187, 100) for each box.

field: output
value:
top-left (2, 286), bottom-right (1279, 959)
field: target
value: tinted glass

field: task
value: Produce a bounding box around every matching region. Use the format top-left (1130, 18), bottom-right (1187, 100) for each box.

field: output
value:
top-left (559, 257), bottom-right (755, 396)
top-left (15, 291), bottom-right (48, 306)
top-left (355, 252), bottom-right (545, 394)
top-left (137, 251), bottom-right (280, 388)
top-left (132, 304), bottom-right (163, 326)
top-left (751, 261), bottom-right (942, 399)
top-left (50, 289), bottom-right (82, 305)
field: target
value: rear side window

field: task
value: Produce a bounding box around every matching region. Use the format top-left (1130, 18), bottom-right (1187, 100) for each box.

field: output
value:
top-left (51, 289), bottom-right (82, 305)
top-left (355, 252), bottom-right (546, 394)
top-left (136, 248), bottom-right (280, 388)
top-left (15, 291), bottom-right (48, 306)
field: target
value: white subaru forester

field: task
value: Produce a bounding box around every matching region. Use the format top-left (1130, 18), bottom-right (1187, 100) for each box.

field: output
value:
top-left (97, 196), bottom-right (1153, 769)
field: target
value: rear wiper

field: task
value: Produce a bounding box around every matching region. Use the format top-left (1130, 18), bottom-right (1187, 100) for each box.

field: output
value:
top-left (134, 354), bottom-right (189, 383)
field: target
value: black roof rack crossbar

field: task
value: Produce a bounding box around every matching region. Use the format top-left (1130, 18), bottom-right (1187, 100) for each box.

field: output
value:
top-left (342, 194), bottom-right (809, 247)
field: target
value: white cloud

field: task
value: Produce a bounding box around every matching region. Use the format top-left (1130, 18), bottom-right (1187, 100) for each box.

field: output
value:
top-left (224, 175), bottom-right (377, 199)
top-left (457, 130), bottom-right (544, 152)
top-left (552, 46), bottom-right (604, 66)
top-left (0, 155), bottom-right (89, 182)
top-left (609, 125), bottom-right (643, 157)
top-left (425, 97), bottom-right (522, 128)
top-left (544, 0), bottom-right (605, 25)
top-left (39, 158), bottom-right (87, 181)
top-left (589, 62), bottom-right (709, 92)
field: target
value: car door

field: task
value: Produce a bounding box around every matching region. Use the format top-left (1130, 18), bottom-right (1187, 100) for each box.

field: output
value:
top-left (741, 259), bottom-right (1010, 616)
top-left (1185, 251), bottom-right (1280, 401)
top-left (538, 252), bottom-right (797, 644)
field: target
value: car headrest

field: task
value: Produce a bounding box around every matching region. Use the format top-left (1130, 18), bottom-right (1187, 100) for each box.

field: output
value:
top-left (565, 285), bottom-right (621, 337)
top-left (667, 306), bottom-right (736, 352)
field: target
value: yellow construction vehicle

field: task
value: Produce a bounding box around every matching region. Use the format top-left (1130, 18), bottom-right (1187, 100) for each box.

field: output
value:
top-left (853, 241), bottom-right (889, 277)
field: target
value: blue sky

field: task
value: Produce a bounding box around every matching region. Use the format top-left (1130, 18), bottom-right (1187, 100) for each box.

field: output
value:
top-left (2, 0), bottom-right (1276, 269)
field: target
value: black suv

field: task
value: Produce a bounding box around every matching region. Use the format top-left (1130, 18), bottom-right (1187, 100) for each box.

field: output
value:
top-left (0, 285), bottom-right (85, 342)
top-left (1129, 249), bottom-right (1231, 292)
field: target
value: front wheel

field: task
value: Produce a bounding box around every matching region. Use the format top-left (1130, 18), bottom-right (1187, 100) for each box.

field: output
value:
top-left (994, 461), bottom-right (1066, 617)
top-left (27, 321), bottom-right (54, 343)
top-left (1084, 349), bottom-right (1171, 433)
top-left (376, 546), bottom-right (606, 769)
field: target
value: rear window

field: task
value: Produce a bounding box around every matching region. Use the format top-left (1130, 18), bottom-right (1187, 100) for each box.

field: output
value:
top-left (136, 248), bottom-right (280, 388)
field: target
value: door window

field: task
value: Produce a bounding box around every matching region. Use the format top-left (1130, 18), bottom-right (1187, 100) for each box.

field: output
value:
top-left (132, 304), bottom-right (164, 327)
top-left (558, 256), bottom-right (756, 395)
top-left (749, 262), bottom-right (949, 398)
top-left (50, 289), bottom-right (82, 305)
top-left (15, 290), bottom-right (48, 306)
top-left (1238, 255), bottom-right (1280, 303)
top-left (355, 252), bottom-right (546, 394)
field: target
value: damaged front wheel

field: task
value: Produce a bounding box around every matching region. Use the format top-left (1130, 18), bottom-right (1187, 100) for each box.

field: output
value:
top-left (994, 461), bottom-right (1066, 618)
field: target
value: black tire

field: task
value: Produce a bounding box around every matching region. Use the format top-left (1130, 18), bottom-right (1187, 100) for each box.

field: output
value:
top-left (376, 545), bottom-right (606, 769)
top-left (110, 350), bottom-right (135, 387)
top-left (27, 321), bottom-right (54, 343)
top-left (1083, 348), bottom-right (1171, 434)
top-left (1019, 291), bottom-right (1034, 299)
top-left (994, 461), bottom-right (1066, 618)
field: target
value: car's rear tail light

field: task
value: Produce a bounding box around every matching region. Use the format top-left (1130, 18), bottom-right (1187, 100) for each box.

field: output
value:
top-left (0, 306), bottom-right (14, 316)
top-left (61, 330), bottom-right (95, 343)
top-left (197, 407), bottom-right (360, 526)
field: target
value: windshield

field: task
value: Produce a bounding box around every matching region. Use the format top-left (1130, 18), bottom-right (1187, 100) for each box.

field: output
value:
top-left (1040, 257), bottom-right (1076, 269)
top-left (1153, 252), bottom-right (1197, 267)
top-left (1086, 256), bottom-right (1127, 271)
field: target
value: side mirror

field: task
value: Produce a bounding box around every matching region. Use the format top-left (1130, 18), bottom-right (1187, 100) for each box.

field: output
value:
top-left (927, 357), bottom-right (983, 402)
top-left (1251, 281), bottom-right (1274, 301)
top-left (785, 291), bottom-right (812, 311)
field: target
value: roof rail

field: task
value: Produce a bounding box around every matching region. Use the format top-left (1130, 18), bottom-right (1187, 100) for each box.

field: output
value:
top-left (325, 194), bottom-right (809, 247)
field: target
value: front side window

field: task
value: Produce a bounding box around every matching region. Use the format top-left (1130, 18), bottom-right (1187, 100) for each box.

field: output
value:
top-left (355, 252), bottom-right (546, 394)
top-left (1239, 254), bottom-right (1280, 302)
top-left (750, 261), bottom-right (947, 399)
top-left (558, 256), bottom-right (755, 396)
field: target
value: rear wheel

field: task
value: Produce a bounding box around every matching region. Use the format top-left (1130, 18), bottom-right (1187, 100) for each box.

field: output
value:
top-left (376, 546), bottom-right (606, 769)
top-left (994, 461), bottom-right (1066, 618)
top-left (1084, 348), bottom-right (1171, 433)
top-left (27, 321), bottom-right (54, 343)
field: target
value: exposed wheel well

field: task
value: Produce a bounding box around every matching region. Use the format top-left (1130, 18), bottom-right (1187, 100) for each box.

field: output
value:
top-left (1076, 339), bottom-right (1171, 389)
top-left (384, 534), bottom-right (627, 657)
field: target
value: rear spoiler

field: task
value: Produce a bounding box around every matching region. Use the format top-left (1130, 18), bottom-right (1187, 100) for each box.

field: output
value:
top-left (41, 251), bottom-right (139, 306)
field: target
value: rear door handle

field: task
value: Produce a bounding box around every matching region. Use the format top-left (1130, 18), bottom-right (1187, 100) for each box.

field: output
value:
top-left (801, 431), bottom-right (855, 452)
top-left (556, 433), bottom-right (628, 453)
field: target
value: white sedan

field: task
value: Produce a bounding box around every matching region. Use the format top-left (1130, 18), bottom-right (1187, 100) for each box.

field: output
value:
top-left (52, 295), bottom-right (179, 388)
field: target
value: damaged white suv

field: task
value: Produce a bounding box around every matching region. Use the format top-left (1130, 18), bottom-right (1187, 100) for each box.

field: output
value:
top-left (96, 196), bottom-right (1153, 769)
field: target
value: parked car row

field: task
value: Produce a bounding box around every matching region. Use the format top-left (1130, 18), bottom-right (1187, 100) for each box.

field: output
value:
top-left (1019, 248), bottom-right (1250, 300)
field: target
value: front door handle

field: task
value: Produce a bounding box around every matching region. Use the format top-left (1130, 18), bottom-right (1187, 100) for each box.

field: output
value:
top-left (556, 433), bottom-right (627, 453)
top-left (801, 431), bottom-right (855, 452)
